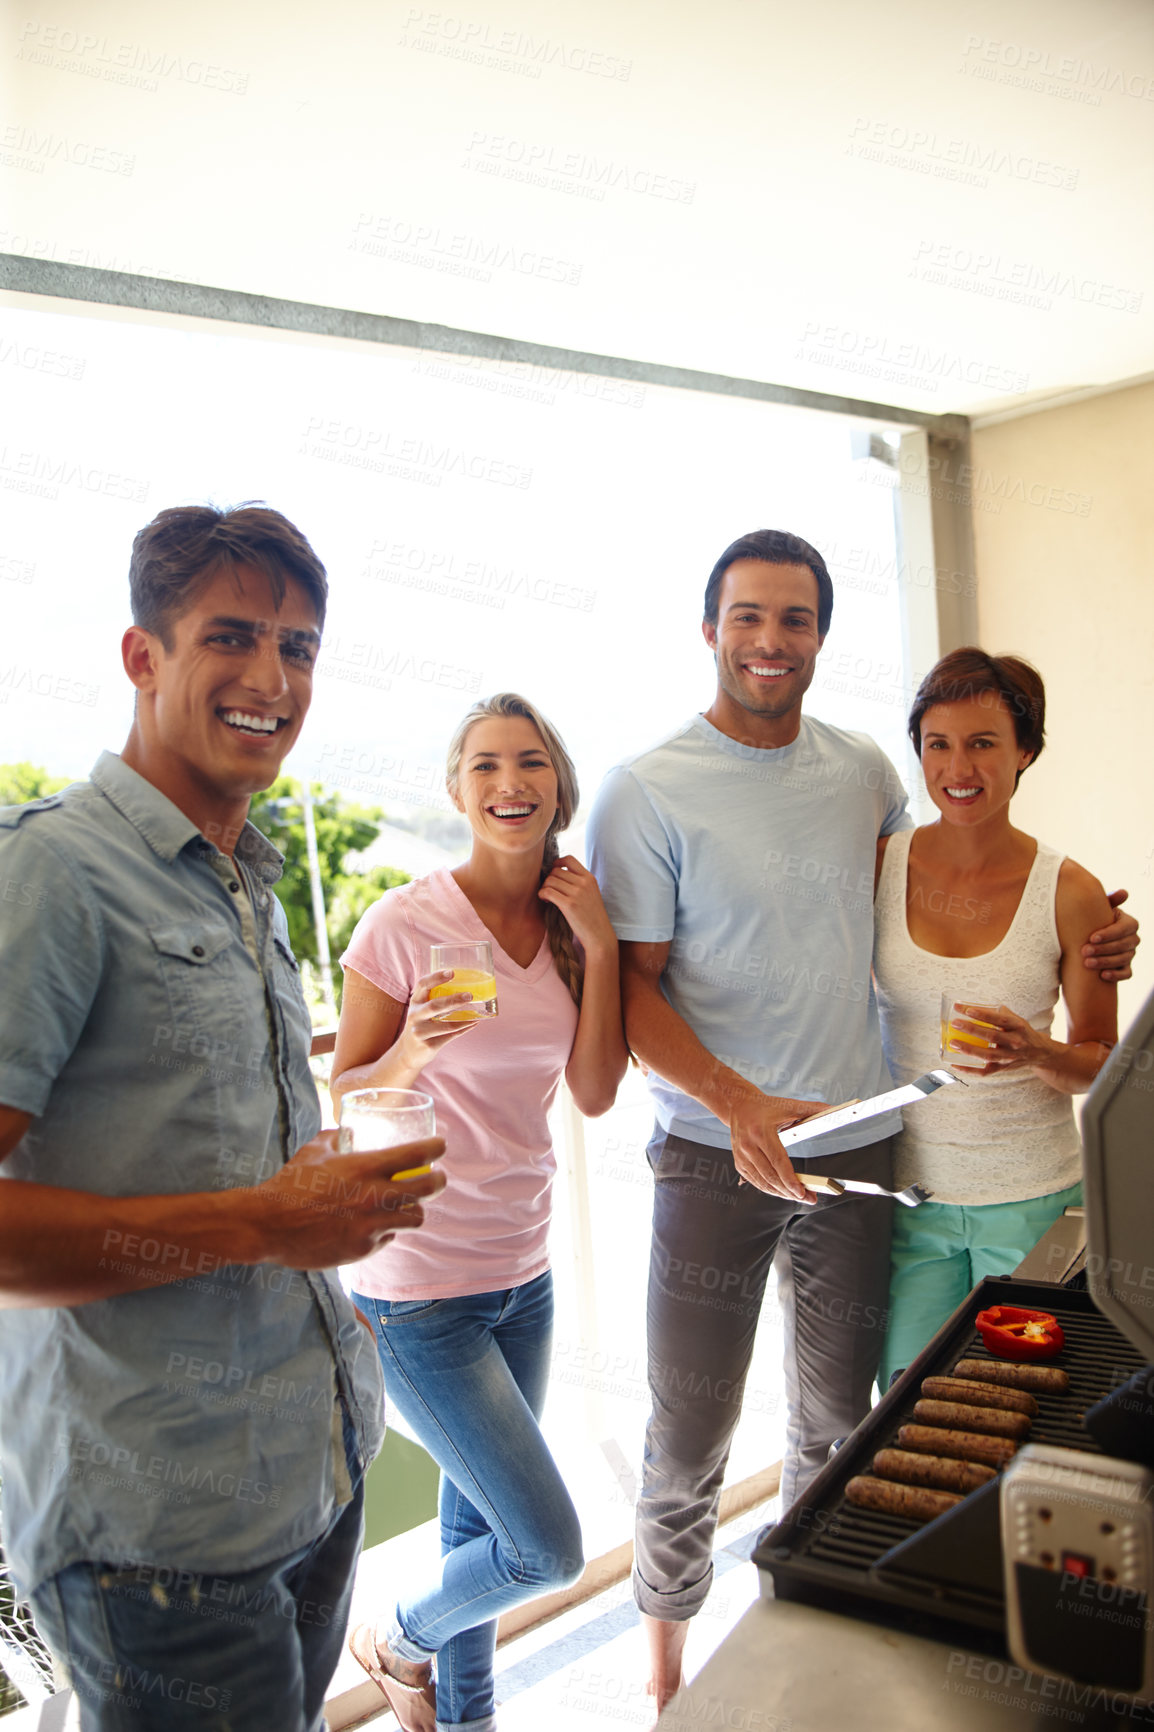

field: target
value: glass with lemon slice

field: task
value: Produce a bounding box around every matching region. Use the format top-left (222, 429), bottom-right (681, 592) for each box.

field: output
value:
top-left (338, 1088), bottom-right (436, 1180)
top-left (427, 942), bottom-right (499, 1022)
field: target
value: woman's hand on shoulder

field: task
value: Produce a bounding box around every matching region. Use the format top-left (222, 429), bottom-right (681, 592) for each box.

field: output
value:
top-left (538, 855), bottom-right (617, 956)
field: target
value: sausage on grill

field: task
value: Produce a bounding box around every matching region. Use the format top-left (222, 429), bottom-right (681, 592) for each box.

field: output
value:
top-left (912, 1398), bottom-right (1032, 1440)
top-left (846, 1476), bottom-right (963, 1522)
top-left (871, 1449), bottom-right (996, 1494)
top-left (897, 1424), bottom-right (1018, 1468)
top-left (922, 1375), bottom-right (1038, 1417)
top-left (951, 1357), bottom-right (1070, 1394)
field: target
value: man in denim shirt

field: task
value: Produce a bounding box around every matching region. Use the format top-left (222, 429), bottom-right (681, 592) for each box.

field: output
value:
top-left (0, 506), bottom-right (444, 1731)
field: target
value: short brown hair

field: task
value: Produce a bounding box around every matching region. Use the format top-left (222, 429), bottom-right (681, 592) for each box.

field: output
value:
top-left (908, 648), bottom-right (1046, 781)
top-left (703, 529), bottom-right (833, 636)
top-left (129, 504), bottom-right (328, 646)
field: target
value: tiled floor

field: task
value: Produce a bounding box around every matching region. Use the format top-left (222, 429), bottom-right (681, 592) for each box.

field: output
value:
top-left (492, 1504), bottom-right (773, 1732)
top-left (339, 1500), bottom-right (773, 1730)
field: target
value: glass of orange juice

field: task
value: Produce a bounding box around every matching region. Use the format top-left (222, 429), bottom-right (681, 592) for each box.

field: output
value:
top-left (940, 993), bottom-right (996, 1068)
top-left (338, 1087), bottom-right (436, 1180)
top-left (427, 942), bottom-right (499, 1022)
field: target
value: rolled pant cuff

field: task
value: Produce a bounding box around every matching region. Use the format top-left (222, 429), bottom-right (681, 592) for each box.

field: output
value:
top-left (437, 1718), bottom-right (497, 1732)
top-left (632, 1562), bottom-right (712, 1621)
top-left (386, 1615), bottom-right (437, 1665)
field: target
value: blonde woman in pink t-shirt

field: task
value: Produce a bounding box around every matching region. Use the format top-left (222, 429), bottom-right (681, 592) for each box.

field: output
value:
top-left (332, 692), bottom-right (628, 1732)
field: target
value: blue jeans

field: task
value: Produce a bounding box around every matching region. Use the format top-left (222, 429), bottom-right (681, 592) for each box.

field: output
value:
top-left (28, 1461), bottom-right (364, 1731)
top-left (353, 1271), bottom-right (583, 1732)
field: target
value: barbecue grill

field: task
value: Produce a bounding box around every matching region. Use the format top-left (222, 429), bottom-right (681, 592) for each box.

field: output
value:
top-left (754, 987), bottom-right (1154, 1671)
top-left (753, 1275), bottom-right (1146, 1648)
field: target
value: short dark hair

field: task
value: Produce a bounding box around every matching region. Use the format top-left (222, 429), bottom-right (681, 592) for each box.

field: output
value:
top-left (129, 504), bottom-right (329, 647)
top-left (703, 529), bottom-right (833, 636)
top-left (908, 648), bottom-right (1046, 781)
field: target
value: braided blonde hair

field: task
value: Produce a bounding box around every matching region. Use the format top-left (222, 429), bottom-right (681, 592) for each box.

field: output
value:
top-left (445, 693), bottom-right (584, 1007)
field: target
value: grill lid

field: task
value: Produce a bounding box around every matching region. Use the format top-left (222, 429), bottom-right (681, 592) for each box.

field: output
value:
top-left (1082, 984), bottom-right (1154, 1362)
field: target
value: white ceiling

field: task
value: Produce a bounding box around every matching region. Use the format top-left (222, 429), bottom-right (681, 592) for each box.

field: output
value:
top-left (5, 0), bottom-right (1153, 418)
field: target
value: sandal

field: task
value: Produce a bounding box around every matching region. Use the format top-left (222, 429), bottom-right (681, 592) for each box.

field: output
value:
top-left (348, 1623), bottom-right (437, 1732)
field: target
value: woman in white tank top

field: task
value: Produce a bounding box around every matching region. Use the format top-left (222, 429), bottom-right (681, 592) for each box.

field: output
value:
top-left (874, 650), bottom-right (1119, 1387)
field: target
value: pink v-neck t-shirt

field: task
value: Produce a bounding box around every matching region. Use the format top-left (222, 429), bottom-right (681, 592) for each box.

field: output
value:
top-left (340, 868), bottom-right (579, 1300)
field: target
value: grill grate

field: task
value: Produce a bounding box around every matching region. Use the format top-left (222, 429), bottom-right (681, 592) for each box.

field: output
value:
top-left (754, 1278), bottom-right (1148, 1645)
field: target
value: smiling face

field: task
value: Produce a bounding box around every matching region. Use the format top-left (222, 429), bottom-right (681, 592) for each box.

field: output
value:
top-left (121, 563), bottom-right (320, 837)
top-left (451, 715), bottom-right (560, 857)
top-left (702, 559), bottom-right (825, 745)
top-left (919, 694), bottom-right (1033, 826)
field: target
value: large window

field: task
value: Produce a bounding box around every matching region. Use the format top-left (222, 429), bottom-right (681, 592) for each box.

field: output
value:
top-left (4, 295), bottom-right (912, 1545)
top-left (4, 300), bottom-right (909, 787)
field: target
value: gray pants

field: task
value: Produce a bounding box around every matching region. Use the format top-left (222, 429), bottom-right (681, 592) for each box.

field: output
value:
top-left (633, 1127), bottom-right (894, 1620)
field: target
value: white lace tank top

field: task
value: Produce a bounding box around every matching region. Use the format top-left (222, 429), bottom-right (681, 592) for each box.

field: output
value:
top-left (874, 829), bottom-right (1081, 1205)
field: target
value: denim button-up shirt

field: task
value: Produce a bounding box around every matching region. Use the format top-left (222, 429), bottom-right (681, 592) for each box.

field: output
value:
top-left (0, 753), bottom-right (385, 1596)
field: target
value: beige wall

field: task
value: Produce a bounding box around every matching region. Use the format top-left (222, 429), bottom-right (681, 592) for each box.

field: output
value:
top-left (971, 379), bottom-right (1154, 1033)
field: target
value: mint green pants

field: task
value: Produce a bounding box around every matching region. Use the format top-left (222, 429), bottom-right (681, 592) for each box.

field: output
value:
top-left (878, 1181), bottom-right (1083, 1391)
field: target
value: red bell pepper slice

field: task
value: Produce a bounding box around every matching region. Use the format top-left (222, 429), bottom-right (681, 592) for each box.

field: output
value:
top-left (975, 1305), bottom-right (1065, 1361)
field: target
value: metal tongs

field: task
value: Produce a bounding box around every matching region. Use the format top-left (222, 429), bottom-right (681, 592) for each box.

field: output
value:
top-left (795, 1172), bottom-right (934, 1208)
top-left (785, 1068), bottom-right (963, 1207)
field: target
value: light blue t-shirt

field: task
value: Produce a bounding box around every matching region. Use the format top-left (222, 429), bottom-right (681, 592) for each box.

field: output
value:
top-left (586, 713), bottom-right (912, 1153)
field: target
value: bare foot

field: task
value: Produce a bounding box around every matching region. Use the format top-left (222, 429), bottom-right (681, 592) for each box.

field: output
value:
top-left (642, 1612), bottom-right (690, 1718)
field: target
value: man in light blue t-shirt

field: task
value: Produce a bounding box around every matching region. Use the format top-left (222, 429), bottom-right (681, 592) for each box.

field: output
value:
top-left (587, 529), bottom-right (906, 1709)
top-left (586, 527), bottom-right (1138, 1712)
